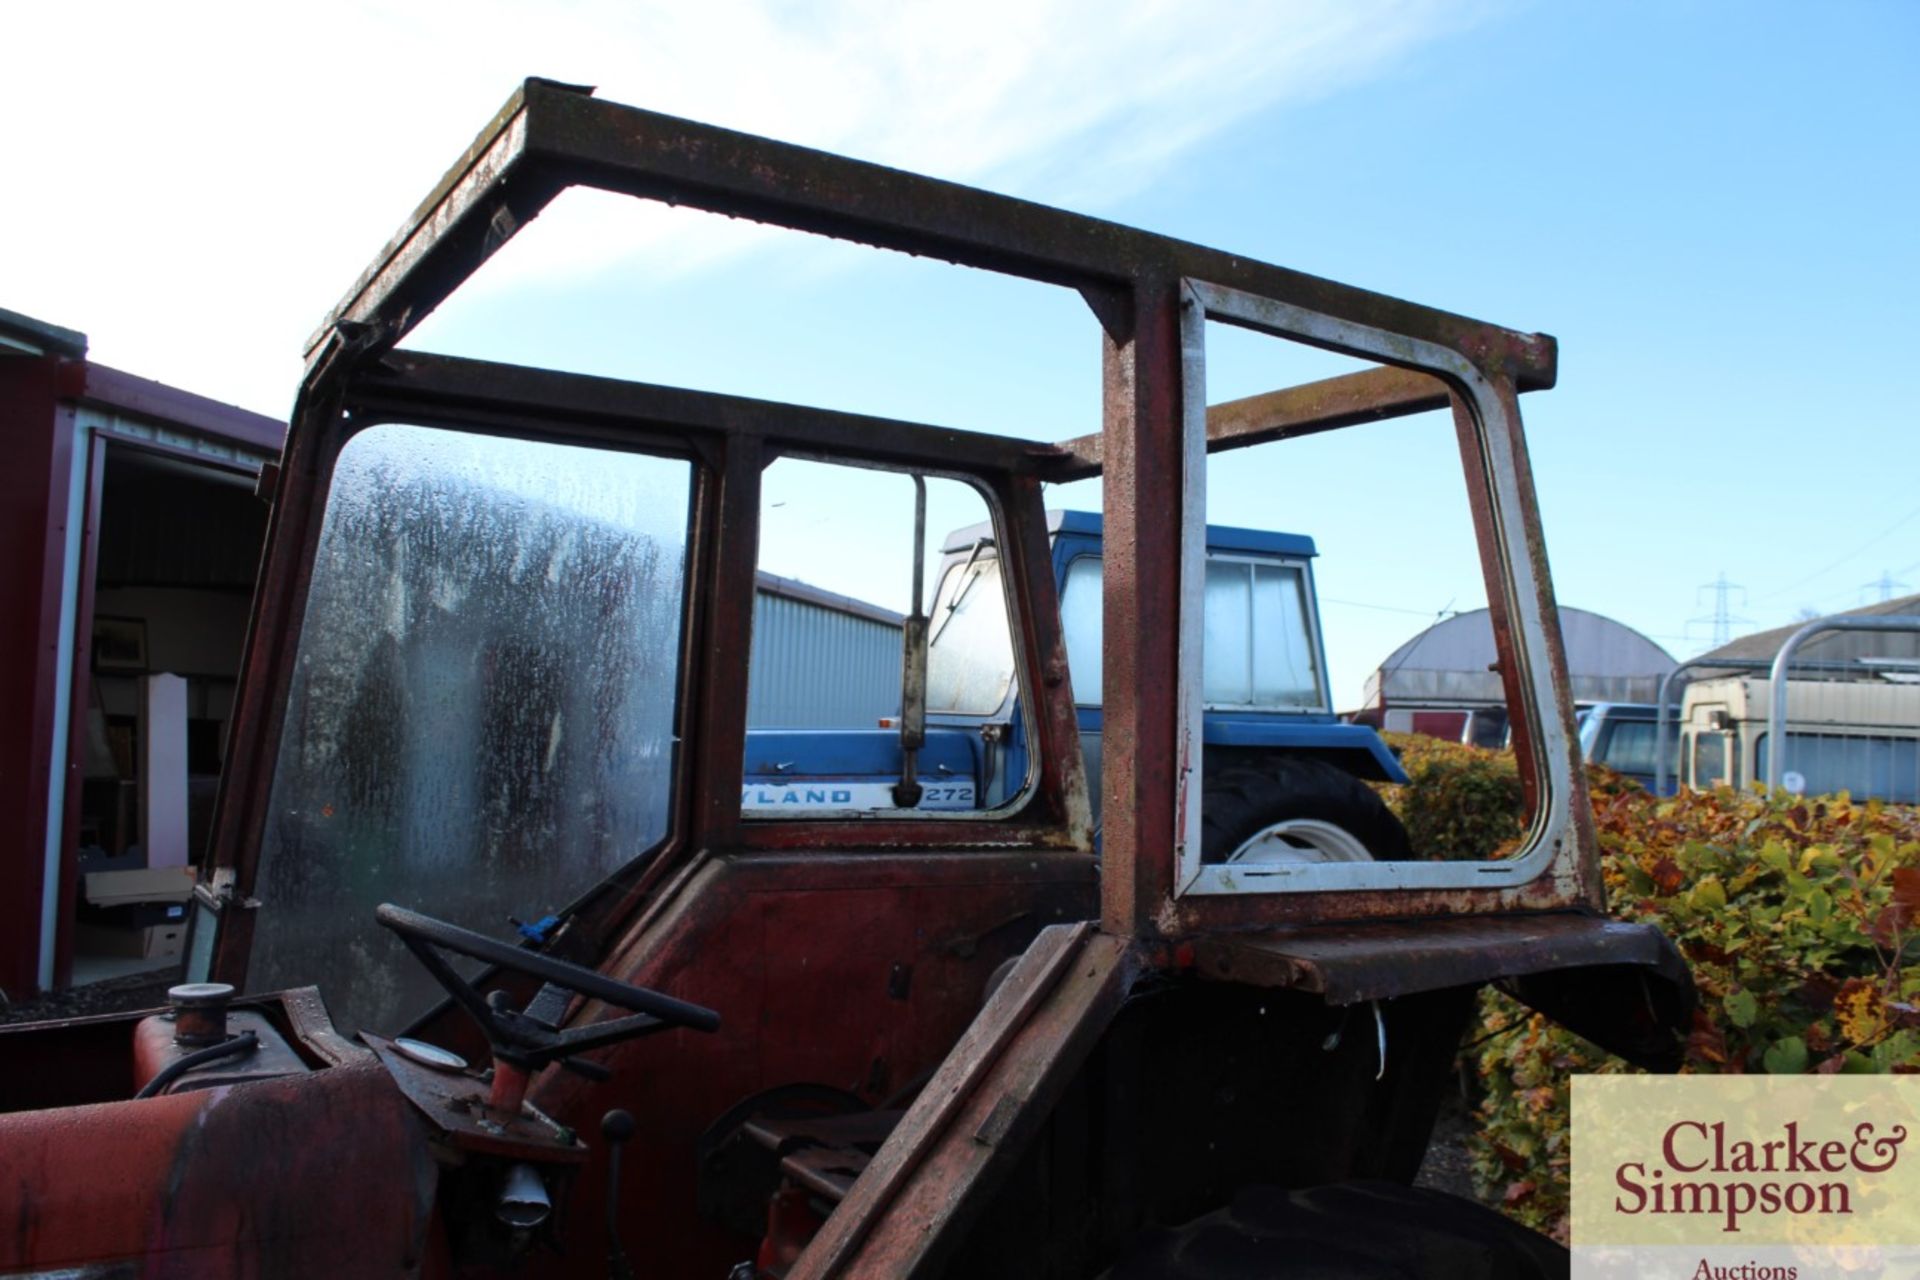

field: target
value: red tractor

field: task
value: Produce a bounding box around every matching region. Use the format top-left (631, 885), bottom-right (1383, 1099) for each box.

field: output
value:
top-left (0, 80), bottom-right (1689, 1278)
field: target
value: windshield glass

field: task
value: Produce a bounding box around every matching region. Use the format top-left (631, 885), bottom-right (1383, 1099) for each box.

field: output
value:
top-left (247, 424), bottom-right (692, 1035)
top-left (1692, 731), bottom-right (1728, 788)
top-left (1599, 719), bottom-right (1661, 777)
top-left (1060, 554), bottom-right (1327, 712)
top-left (926, 555), bottom-right (1016, 714)
top-left (1201, 559), bottom-right (1322, 709)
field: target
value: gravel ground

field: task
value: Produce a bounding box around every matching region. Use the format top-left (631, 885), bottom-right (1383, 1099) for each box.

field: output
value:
top-left (1414, 1086), bottom-right (1483, 1201)
top-left (0, 965), bottom-right (182, 1026)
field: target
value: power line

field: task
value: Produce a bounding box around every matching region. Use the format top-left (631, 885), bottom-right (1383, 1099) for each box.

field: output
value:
top-left (1319, 595), bottom-right (1454, 618)
top-left (1794, 568), bottom-right (1920, 613)
top-left (1755, 502), bottom-right (1920, 601)
top-left (1376, 598), bottom-right (1458, 686)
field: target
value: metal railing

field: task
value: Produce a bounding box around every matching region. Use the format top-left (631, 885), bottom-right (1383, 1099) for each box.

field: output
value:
top-left (1653, 614), bottom-right (1920, 798)
top-left (1766, 616), bottom-right (1920, 794)
top-left (1652, 655), bottom-right (1868, 796)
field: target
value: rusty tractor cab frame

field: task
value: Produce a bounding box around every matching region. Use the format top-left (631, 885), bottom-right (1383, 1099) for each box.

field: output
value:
top-left (1, 80), bottom-right (1690, 1279)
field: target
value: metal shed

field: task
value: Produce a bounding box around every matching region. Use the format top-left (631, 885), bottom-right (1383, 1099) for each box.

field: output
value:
top-left (747, 571), bottom-right (903, 728)
top-left (1362, 605), bottom-right (1676, 742)
top-left (0, 306), bottom-right (283, 999)
top-left (1691, 594), bottom-right (1920, 673)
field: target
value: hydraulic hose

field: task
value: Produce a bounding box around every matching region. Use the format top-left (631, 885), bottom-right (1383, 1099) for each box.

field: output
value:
top-left (133, 1031), bottom-right (259, 1099)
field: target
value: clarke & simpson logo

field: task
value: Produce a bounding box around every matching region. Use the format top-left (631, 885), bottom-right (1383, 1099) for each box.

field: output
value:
top-left (1613, 1117), bottom-right (1908, 1233)
top-left (1571, 1077), bottom-right (1920, 1279)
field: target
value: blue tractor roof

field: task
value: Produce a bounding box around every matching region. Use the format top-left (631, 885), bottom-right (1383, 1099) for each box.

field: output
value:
top-left (942, 509), bottom-right (1316, 558)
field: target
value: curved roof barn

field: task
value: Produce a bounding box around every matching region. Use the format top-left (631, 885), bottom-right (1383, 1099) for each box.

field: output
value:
top-left (1364, 606), bottom-right (1676, 709)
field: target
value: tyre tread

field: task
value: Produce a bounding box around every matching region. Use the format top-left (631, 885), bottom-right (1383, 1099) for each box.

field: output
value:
top-left (1104, 1181), bottom-right (1566, 1279)
top-left (1199, 758), bottom-right (1410, 863)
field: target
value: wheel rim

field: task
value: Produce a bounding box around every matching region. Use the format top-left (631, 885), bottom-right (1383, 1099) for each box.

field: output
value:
top-left (1227, 818), bottom-right (1375, 864)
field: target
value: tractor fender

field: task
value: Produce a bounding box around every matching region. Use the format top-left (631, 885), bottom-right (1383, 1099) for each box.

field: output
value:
top-left (1201, 719), bottom-right (1407, 784)
top-left (0, 1059), bottom-right (436, 1278)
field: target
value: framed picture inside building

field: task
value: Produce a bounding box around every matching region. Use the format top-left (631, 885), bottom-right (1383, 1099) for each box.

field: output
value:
top-left (92, 616), bottom-right (148, 672)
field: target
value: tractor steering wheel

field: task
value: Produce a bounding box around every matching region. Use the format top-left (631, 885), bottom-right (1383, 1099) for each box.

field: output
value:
top-left (375, 903), bottom-right (719, 1082)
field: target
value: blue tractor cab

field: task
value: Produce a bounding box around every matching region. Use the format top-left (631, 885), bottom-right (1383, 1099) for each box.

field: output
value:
top-left (744, 510), bottom-right (1411, 863)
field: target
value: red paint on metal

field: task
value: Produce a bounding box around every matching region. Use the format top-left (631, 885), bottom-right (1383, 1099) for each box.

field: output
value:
top-left (366, 1035), bottom-right (586, 1164)
top-left (522, 852), bottom-right (1097, 1277)
top-left (77, 362), bottom-right (287, 455)
top-left (0, 1061), bottom-right (434, 1277)
top-left (1098, 280), bottom-right (1187, 937)
top-left (1049, 365), bottom-right (1458, 483)
top-left (205, 363), bottom-right (342, 993)
top-left (806, 920), bottom-right (1092, 1268)
top-left (788, 928), bottom-right (1138, 1278)
top-left (319, 81), bottom-right (1561, 393)
top-left (683, 433), bottom-right (761, 853)
top-left (0, 355), bottom-right (77, 999)
top-left (759, 1186), bottom-right (826, 1275)
top-left (130, 1010), bottom-right (311, 1095)
top-left (489, 1060), bottom-right (531, 1113)
top-left (1191, 913), bottom-right (1673, 1004)
top-left (1409, 710), bottom-right (1471, 739)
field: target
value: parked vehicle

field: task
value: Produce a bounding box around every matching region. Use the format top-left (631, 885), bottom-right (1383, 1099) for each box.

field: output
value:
top-left (1577, 701), bottom-right (1678, 794)
top-left (1678, 676), bottom-right (1920, 802)
top-left (1365, 703), bottom-right (1511, 750)
top-left (0, 80), bottom-right (1691, 1279)
top-left (746, 510), bottom-right (1410, 864)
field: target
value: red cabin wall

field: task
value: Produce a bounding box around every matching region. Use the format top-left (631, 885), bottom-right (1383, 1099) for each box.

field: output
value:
top-left (0, 355), bottom-right (80, 999)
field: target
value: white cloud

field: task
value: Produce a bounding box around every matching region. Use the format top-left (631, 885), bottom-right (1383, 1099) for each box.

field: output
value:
top-left (0, 0), bottom-right (1489, 414)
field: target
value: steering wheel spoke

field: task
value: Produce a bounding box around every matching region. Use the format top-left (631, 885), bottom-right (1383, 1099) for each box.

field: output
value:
top-left (374, 903), bottom-right (719, 1101)
top-left (554, 1013), bottom-right (674, 1056)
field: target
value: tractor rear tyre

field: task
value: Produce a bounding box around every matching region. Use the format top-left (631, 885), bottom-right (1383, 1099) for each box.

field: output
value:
top-left (1103, 1182), bottom-right (1567, 1279)
top-left (1200, 759), bottom-right (1411, 865)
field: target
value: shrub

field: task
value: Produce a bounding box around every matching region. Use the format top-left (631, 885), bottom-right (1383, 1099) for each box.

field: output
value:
top-left (1379, 732), bottom-right (1525, 861)
top-left (1379, 734), bottom-right (1920, 1240)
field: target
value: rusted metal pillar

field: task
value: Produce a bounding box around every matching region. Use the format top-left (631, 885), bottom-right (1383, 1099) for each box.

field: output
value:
top-left (1448, 384), bottom-right (1540, 817)
top-left (684, 433), bottom-right (763, 852)
top-left (1096, 278), bottom-right (1194, 937)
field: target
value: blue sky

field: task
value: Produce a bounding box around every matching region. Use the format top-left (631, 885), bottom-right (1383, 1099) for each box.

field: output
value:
top-left (6, 1), bottom-right (1914, 706)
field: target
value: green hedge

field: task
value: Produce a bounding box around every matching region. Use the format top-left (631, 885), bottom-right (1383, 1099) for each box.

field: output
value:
top-left (1378, 732), bottom-right (1527, 861)
top-left (1377, 734), bottom-right (1920, 1241)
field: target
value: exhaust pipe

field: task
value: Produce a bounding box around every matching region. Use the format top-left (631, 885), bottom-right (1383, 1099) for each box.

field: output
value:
top-left (497, 1163), bottom-right (551, 1230)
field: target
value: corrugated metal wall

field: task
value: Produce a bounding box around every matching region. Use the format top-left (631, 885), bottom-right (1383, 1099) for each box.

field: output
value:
top-left (746, 589), bottom-right (903, 728)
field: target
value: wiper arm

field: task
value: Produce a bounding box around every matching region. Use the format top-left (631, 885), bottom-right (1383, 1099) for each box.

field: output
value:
top-left (928, 537), bottom-right (993, 647)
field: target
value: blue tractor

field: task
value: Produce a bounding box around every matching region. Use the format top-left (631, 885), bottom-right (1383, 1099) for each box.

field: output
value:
top-left (744, 510), bottom-right (1412, 864)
